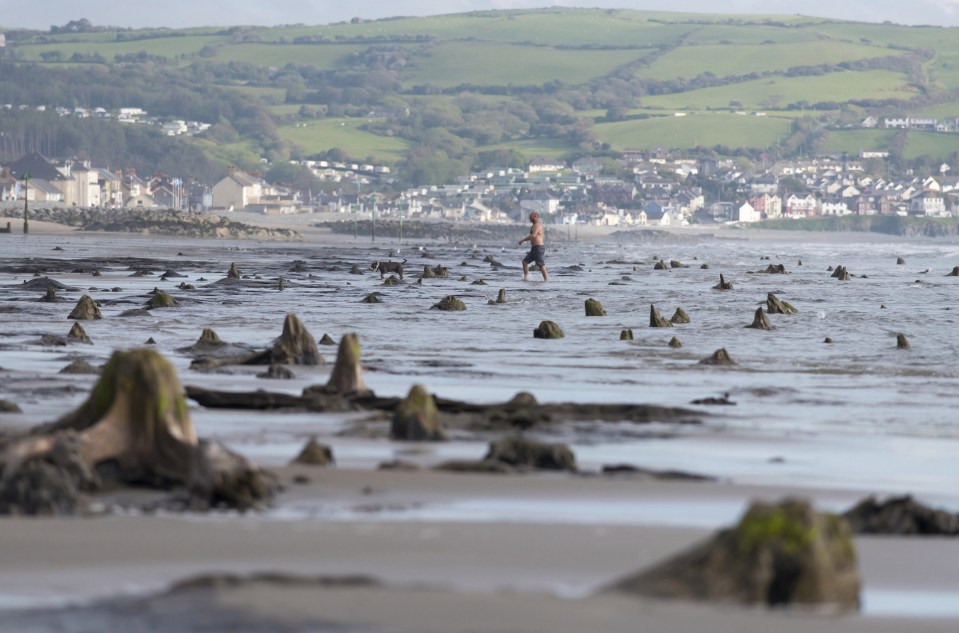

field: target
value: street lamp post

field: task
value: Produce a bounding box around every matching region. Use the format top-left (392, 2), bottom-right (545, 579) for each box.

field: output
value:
top-left (21, 171), bottom-right (30, 235)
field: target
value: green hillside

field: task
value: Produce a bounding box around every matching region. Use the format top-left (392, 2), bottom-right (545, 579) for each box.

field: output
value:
top-left (2, 9), bottom-right (959, 185)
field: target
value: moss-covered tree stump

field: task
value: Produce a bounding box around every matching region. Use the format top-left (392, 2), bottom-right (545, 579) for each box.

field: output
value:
top-left (391, 384), bottom-right (447, 441)
top-left (68, 295), bottom-right (102, 320)
top-left (649, 305), bottom-right (673, 328)
top-left (326, 333), bottom-right (368, 395)
top-left (607, 498), bottom-right (860, 612)
top-left (533, 321), bottom-right (564, 339)
top-left (585, 298), bottom-right (607, 316)
top-left (432, 296), bottom-right (467, 311)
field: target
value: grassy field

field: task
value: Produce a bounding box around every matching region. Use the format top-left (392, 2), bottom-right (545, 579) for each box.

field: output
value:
top-left (820, 129), bottom-right (899, 154)
top-left (17, 35), bottom-right (228, 60)
top-left (398, 41), bottom-right (645, 88)
top-left (592, 113), bottom-right (791, 151)
top-left (276, 118), bottom-right (412, 162)
top-left (903, 131), bottom-right (959, 160)
top-left (482, 137), bottom-right (576, 160)
top-left (640, 69), bottom-right (914, 111)
top-left (213, 43), bottom-right (372, 70)
top-left (258, 9), bottom-right (698, 48)
top-left (637, 40), bottom-right (906, 80)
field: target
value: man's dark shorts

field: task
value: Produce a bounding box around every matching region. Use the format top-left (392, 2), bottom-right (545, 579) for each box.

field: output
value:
top-left (523, 245), bottom-right (546, 267)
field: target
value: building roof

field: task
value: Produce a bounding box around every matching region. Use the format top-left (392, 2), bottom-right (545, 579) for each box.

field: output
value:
top-left (6, 153), bottom-right (65, 181)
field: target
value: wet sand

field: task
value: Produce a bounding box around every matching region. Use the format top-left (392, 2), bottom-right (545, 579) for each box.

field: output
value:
top-left (2, 469), bottom-right (959, 631)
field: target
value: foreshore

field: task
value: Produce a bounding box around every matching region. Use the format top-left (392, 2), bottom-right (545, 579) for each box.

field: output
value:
top-left (3, 468), bottom-right (959, 632)
top-left (2, 211), bottom-right (959, 632)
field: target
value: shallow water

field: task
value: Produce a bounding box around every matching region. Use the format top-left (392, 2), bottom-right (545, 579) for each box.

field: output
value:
top-left (2, 230), bottom-right (959, 620)
top-left (3, 230), bottom-right (958, 504)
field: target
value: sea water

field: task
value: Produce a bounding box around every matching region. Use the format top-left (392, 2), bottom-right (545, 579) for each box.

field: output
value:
top-left (2, 230), bottom-right (959, 506)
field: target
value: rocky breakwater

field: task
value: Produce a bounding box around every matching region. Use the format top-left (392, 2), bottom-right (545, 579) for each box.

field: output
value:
top-left (20, 207), bottom-right (300, 240)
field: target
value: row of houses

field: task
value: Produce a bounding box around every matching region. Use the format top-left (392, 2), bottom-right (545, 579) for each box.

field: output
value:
top-left (862, 115), bottom-right (959, 133)
top-left (3, 103), bottom-right (212, 137)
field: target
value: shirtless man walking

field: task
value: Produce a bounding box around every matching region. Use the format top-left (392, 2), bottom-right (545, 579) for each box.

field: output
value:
top-left (518, 211), bottom-right (549, 282)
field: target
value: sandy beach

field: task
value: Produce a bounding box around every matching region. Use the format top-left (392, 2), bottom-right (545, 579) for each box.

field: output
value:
top-left (3, 469), bottom-right (959, 632)
top-left (2, 213), bottom-right (959, 631)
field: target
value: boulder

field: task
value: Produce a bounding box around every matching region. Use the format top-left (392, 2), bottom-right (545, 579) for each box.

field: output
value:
top-left (896, 333), bottom-right (910, 350)
top-left (432, 295), bottom-right (466, 311)
top-left (585, 298), bottom-right (607, 317)
top-left (842, 495), bottom-right (959, 535)
top-left (700, 348), bottom-right (736, 365)
top-left (668, 336), bottom-right (682, 348)
top-left (290, 437), bottom-right (335, 467)
top-left (670, 308), bottom-right (690, 324)
top-left (533, 320), bottom-right (564, 339)
top-left (68, 295), bottom-right (102, 320)
top-left (67, 322), bottom-right (93, 345)
top-left (391, 384), bottom-right (447, 441)
top-left (766, 293), bottom-right (797, 315)
top-left (620, 328), bottom-right (634, 341)
top-left (649, 305), bottom-right (673, 328)
top-left (712, 274), bottom-right (734, 290)
top-left (607, 498), bottom-right (860, 612)
top-left (484, 437), bottom-right (576, 472)
top-left (325, 333), bottom-right (367, 395)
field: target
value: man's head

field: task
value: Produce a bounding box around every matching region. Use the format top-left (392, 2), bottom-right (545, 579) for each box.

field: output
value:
top-left (529, 211), bottom-right (539, 223)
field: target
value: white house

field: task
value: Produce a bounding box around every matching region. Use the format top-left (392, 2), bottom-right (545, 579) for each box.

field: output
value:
top-left (212, 170), bottom-right (266, 210)
top-left (736, 202), bottom-right (761, 223)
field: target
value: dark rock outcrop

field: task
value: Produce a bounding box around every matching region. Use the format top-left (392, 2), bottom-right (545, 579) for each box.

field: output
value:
top-left (842, 495), bottom-right (959, 535)
top-left (484, 437), bottom-right (576, 472)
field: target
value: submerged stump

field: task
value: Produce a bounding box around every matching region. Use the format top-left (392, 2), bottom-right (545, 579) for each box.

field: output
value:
top-left (484, 437), bottom-right (576, 472)
top-left (325, 333), bottom-right (368, 395)
top-left (700, 348), bottom-right (736, 365)
top-left (391, 384), bottom-right (447, 441)
top-left (533, 321), bottom-right (564, 339)
top-left (620, 328), bottom-right (634, 341)
top-left (712, 274), bottom-right (734, 291)
top-left (670, 308), bottom-right (691, 324)
top-left (68, 295), bottom-right (102, 320)
top-left (432, 295), bottom-right (467, 311)
top-left (585, 298), bottom-right (607, 317)
top-left (67, 322), bottom-right (93, 345)
top-left (746, 307), bottom-right (773, 330)
top-left (649, 305), bottom-right (673, 328)
top-left (766, 293), bottom-right (797, 315)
